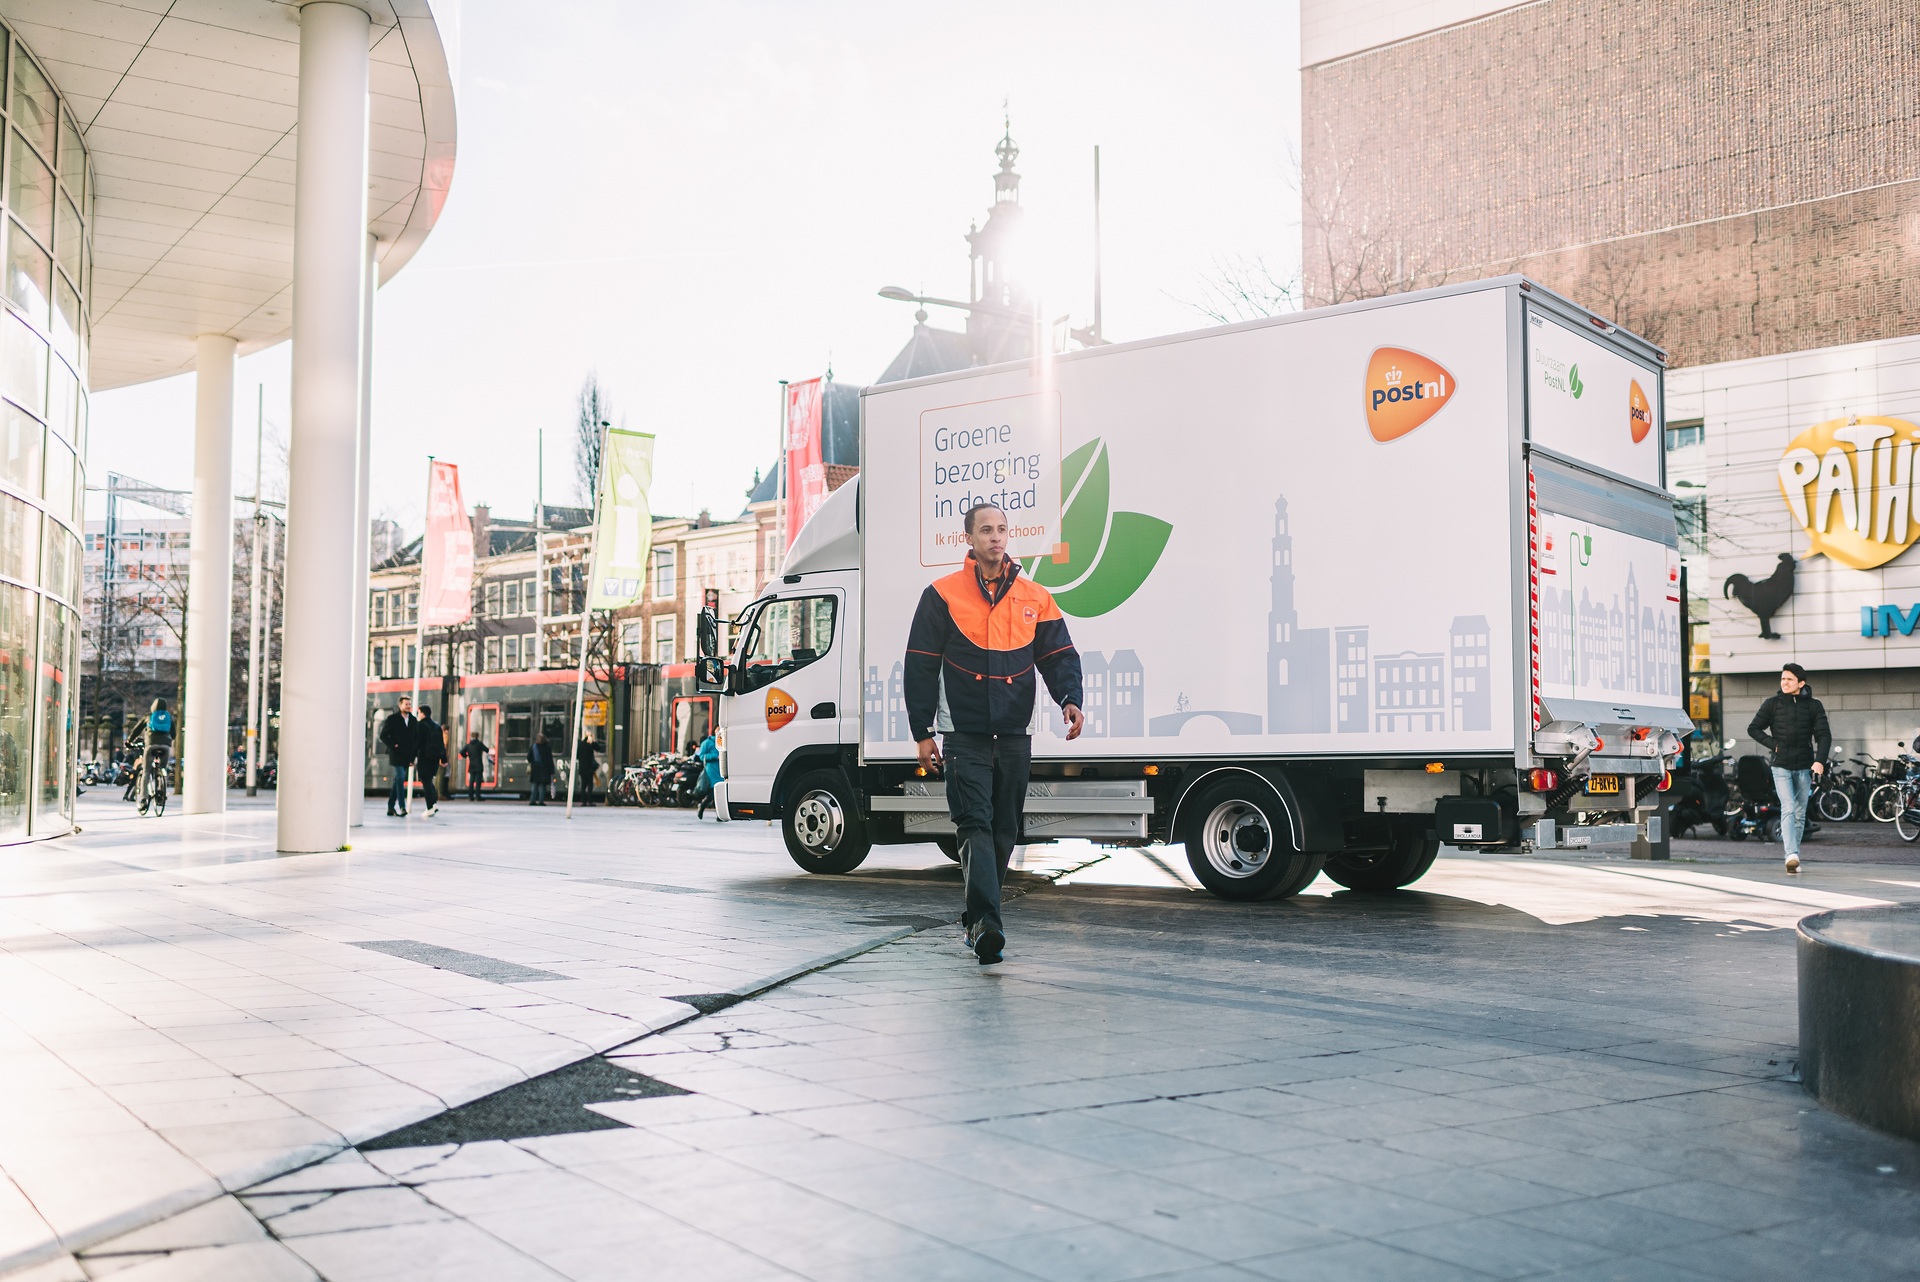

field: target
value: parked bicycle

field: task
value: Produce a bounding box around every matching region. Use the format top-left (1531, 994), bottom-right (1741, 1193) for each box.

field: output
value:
top-left (1879, 753), bottom-right (1920, 841)
top-left (1812, 751), bottom-right (1875, 822)
top-left (1867, 753), bottom-right (1914, 823)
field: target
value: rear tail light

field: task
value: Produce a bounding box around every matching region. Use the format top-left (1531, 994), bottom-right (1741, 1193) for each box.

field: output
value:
top-left (1657, 770), bottom-right (1673, 792)
top-left (1592, 736), bottom-right (1606, 753)
top-left (1526, 768), bottom-right (1560, 792)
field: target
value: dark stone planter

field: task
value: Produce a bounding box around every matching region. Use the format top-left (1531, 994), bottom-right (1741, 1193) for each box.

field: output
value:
top-left (1798, 905), bottom-right (1920, 1141)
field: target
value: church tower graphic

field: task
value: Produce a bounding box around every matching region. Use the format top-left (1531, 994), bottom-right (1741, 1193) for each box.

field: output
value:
top-left (1267, 497), bottom-right (1330, 733)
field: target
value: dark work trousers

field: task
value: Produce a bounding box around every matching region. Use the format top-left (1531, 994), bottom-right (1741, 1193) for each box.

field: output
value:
top-left (419, 770), bottom-right (439, 810)
top-left (466, 769), bottom-right (483, 802)
top-left (387, 767), bottom-right (410, 814)
top-left (942, 732), bottom-right (1031, 938)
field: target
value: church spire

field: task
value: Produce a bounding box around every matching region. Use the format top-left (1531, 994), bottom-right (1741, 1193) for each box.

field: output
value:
top-left (993, 110), bottom-right (1020, 206)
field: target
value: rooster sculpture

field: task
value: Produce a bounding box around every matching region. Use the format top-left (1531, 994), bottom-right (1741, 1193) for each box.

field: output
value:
top-left (1724, 553), bottom-right (1796, 640)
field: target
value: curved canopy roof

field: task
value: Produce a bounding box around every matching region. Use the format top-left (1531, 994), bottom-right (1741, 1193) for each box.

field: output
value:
top-left (0, 0), bottom-right (457, 391)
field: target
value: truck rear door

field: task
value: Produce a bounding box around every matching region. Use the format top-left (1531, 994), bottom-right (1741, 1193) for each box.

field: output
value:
top-left (1522, 301), bottom-right (1692, 747)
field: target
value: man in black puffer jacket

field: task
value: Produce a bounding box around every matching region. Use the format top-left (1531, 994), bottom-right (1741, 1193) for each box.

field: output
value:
top-left (1747, 663), bottom-right (1830, 874)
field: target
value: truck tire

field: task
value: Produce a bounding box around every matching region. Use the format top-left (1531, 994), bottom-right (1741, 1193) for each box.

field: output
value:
top-left (1182, 780), bottom-right (1324, 902)
top-left (934, 835), bottom-right (962, 863)
top-left (782, 770), bottom-right (871, 874)
top-left (1323, 819), bottom-right (1440, 892)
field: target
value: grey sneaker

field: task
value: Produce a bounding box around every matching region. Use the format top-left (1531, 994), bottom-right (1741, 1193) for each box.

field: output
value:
top-left (1785, 853), bottom-right (1801, 872)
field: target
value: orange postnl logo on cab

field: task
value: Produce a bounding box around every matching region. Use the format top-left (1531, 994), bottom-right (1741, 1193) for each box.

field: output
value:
top-left (765, 687), bottom-right (797, 731)
top-left (1629, 379), bottom-right (1652, 443)
top-left (1365, 348), bottom-right (1455, 442)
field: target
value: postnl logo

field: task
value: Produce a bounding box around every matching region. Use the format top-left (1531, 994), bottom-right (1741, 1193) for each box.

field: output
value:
top-left (764, 687), bottom-right (798, 732)
top-left (1778, 415), bottom-right (1920, 569)
top-left (1629, 380), bottom-right (1652, 444)
top-left (1365, 348), bottom-right (1455, 442)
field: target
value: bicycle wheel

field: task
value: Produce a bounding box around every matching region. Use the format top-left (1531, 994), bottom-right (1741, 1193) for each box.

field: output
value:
top-left (1897, 795), bottom-right (1920, 843)
top-left (1869, 782), bottom-right (1901, 823)
top-left (1816, 785), bottom-right (1852, 823)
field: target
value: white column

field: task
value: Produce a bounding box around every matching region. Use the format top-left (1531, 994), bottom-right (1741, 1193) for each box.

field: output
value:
top-left (183, 334), bottom-right (237, 814)
top-left (347, 234), bottom-right (377, 827)
top-left (279, 1), bottom-right (371, 853)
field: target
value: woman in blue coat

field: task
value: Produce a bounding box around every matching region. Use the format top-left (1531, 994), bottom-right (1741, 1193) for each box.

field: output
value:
top-left (694, 733), bottom-right (722, 820)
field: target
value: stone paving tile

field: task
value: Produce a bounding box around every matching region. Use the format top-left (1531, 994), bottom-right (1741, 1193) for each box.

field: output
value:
top-left (1378, 1216), bottom-right (1620, 1278)
top-left (973, 1223), bottom-right (1215, 1282)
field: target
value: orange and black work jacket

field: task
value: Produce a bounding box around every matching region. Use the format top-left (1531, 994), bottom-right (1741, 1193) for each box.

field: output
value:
top-left (905, 554), bottom-right (1083, 740)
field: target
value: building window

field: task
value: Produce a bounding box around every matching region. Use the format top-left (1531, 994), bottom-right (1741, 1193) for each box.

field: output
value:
top-left (654, 615), bottom-right (676, 664)
top-left (504, 580), bottom-right (520, 615)
top-left (485, 581), bottom-right (501, 617)
top-left (504, 635), bottom-right (519, 669)
top-left (653, 546), bottom-right (676, 596)
top-left (764, 531), bottom-right (781, 575)
top-left (1666, 419), bottom-right (1704, 450)
top-left (484, 636), bottom-right (500, 671)
top-left (407, 590), bottom-right (418, 623)
top-left (406, 643), bottom-right (418, 675)
top-left (524, 577), bottom-right (537, 613)
top-left (373, 594), bottom-right (385, 628)
top-left (621, 621), bottom-right (643, 662)
top-left (370, 643), bottom-right (383, 678)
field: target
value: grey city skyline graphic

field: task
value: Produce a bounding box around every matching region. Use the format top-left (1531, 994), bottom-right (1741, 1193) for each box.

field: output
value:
top-left (868, 495), bottom-right (1494, 742)
top-left (1538, 560), bottom-right (1681, 698)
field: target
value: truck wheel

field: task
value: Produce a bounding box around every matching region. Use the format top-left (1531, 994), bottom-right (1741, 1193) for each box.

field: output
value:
top-left (1183, 781), bottom-right (1323, 901)
top-left (782, 770), bottom-right (871, 874)
top-left (934, 835), bottom-right (962, 863)
top-left (1323, 819), bottom-right (1440, 891)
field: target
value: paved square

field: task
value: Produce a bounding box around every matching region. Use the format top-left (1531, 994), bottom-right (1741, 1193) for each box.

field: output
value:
top-left (5, 794), bottom-right (1918, 1279)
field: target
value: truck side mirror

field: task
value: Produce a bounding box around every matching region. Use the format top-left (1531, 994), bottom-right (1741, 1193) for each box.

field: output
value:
top-left (696, 657), bottom-right (728, 694)
top-left (697, 607), bottom-right (720, 658)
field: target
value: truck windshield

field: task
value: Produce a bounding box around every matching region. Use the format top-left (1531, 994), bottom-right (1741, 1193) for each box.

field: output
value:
top-left (737, 596), bottom-right (836, 692)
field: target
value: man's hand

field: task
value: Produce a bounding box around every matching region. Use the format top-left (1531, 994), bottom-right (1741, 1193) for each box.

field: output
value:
top-left (1812, 761), bottom-right (1825, 777)
top-left (1063, 703), bottom-right (1085, 741)
top-left (916, 737), bottom-right (942, 772)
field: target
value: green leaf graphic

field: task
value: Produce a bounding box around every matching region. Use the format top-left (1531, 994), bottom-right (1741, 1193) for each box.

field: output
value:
top-left (1569, 364), bottom-right (1584, 399)
top-left (1019, 436), bottom-right (1171, 616)
top-left (1053, 511), bottom-right (1173, 617)
top-left (1031, 439), bottom-right (1107, 588)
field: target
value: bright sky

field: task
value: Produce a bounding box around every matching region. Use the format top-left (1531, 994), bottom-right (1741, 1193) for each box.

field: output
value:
top-left (88, 1), bottom-right (1300, 533)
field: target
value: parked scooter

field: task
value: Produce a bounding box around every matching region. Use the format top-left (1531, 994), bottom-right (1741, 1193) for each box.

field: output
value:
top-left (1724, 754), bottom-right (1782, 842)
top-left (1666, 753), bottom-right (1728, 838)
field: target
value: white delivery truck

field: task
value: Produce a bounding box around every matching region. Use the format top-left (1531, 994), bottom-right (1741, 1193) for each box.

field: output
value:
top-left (695, 277), bottom-right (1692, 901)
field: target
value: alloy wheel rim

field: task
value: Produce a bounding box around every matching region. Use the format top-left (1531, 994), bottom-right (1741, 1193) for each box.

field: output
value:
top-left (1201, 800), bottom-right (1272, 878)
top-left (793, 791), bottom-right (844, 853)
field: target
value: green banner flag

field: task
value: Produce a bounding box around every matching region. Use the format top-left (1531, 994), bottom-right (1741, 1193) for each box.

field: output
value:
top-left (587, 429), bottom-right (655, 610)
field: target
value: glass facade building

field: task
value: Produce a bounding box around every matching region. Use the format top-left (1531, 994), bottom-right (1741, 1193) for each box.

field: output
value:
top-left (0, 21), bottom-right (90, 842)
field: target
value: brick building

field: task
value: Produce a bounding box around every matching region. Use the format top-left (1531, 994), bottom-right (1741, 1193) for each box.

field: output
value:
top-left (1301, 0), bottom-right (1920, 757)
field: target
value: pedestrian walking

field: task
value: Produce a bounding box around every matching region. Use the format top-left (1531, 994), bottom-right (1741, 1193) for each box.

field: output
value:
top-left (1748, 662), bottom-right (1831, 873)
top-left (528, 734), bottom-right (554, 805)
top-left (378, 697), bottom-right (414, 817)
top-left (694, 731), bottom-right (722, 820)
top-left (574, 732), bottom-right (599, 806)
top-left (412, 704), bottom-right (447, 817)
top-left (905, 502), bottom-right (1084, 965)
top-left (459, 732), bottom-right (490, 802)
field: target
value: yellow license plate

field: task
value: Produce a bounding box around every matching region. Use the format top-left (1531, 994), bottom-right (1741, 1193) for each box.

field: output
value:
top-left (1585, 774), bottom-right (1621, 795)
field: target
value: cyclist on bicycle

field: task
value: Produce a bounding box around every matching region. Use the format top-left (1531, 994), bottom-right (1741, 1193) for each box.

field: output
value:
top-left (137, 698), bottom-right (175, 815)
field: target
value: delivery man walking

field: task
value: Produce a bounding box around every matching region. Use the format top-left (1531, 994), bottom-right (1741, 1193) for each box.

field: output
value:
top-left (906, 503), bottom-right (1084, 965)
top-left (1747, 662), bottom-right (1830, 873)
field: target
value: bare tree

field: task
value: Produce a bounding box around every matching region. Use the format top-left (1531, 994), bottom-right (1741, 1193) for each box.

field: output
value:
top-left (575, 373), bottom-right (613, 504)
top-left (1191, 255), bottom-right (1302, 324)
top-left (1299, 121), bottom-right (1452, 307)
